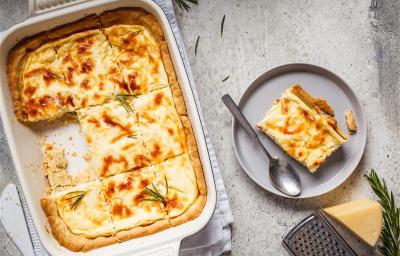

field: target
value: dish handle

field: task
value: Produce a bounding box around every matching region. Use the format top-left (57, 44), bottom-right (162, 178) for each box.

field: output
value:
top-left (119, 241), bottom-right (181, 256)
top-left (28, 0), bottom-right (88, 18)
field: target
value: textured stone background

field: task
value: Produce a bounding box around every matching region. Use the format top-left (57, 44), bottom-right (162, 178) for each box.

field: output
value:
top-left (0, 0), bottom-right (399, 255)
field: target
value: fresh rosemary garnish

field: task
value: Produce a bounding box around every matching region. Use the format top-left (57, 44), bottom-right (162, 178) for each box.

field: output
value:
top-left (115, 94), bottom-right (137, 113)
top-left (195, 35), bottom-right (200, 56)
top-left (366, 169), bottom-right (400, 256)
top-left (142, 177), bottom-right (169, 205)
top-left (65, 191), bottom-right (87, 210)
top-left (133, 29), bottom-right (144, 36)
top-left (221, 15), bottom-right (226, 37)
top-left (174, 0), bottom-right (198, 11)
top-left (222, 75), bottom-right (230, 82)
top-left (127, 134), bottom-right (137, 139)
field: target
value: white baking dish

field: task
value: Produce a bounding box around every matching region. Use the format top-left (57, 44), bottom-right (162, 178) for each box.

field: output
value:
top-left (0, 0), bottom-right (216, 255)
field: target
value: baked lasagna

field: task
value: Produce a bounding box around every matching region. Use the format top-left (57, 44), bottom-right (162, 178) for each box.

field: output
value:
top-left (256, 85), bottom-right (347, 172)
top-left (7, 8), bottom-right (207, 252)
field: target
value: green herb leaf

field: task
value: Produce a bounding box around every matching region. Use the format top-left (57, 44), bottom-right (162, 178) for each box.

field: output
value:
top-left (116, 93), bottom-right (138, 97)
top-left (174, 0), bottom-right (198, 11)
top-left (222, 75), bottom-right (230, 82)
top-left (165, 176), bottom-right (169, 196)
top-left (221, 15), bottom-right (226, 37)
top-left (115, 94), bottom-right (137, 113)
top-left (195, 36), bottom-right (200, 56)
top-left (141, 197), bottom-right (163, 202)
top-left (127, 134), bottom-right (137, 139)
top-left (365, 169), bottom-right (400, 256)
top-left (141, 178), bottom-right (169, 205)
top-left (132, 29), bottom-right (144, 36)
top-left (65, 191), bottom-right (87, 210)
top-left (144, 186), bottom-right (166, 205)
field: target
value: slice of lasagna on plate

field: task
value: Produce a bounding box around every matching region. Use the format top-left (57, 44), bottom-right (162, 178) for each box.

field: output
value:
top-left (256, 84), bottom-right (348, 172)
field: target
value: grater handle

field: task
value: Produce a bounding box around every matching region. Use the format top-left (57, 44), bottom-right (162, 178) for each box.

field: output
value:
top-left (28, 0), bottom-right (89, 18)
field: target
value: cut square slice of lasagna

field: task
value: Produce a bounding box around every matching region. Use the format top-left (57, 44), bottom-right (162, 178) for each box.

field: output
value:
top-left (152, 154), bottom-right (201, 220)
top-left (133, 87), bottom-right (187, 164)
top-left (256, 84), bottom-right (348, 172)
top-left (100, 166), bottom-right (169, 238)
top-left (77, 100), bottom-right (150, 178)
top-left (103, 24), bottom-right (169, 95)
top-left (19, 42), bottom-right (74, 121)
top-left (40, 180), bottom-right (118, 252)
top-left (54, 29), bottom-right (127, 108)
top-left (104, 25), bottom-right (168, 94)
top-left (40, 180), bottom-right (116, 244)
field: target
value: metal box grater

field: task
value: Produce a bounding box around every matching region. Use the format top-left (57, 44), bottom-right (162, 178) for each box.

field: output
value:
top-left (283, 211), bottom-right (357, 256)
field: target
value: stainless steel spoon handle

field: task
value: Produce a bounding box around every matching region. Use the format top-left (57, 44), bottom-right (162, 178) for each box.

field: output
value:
top-left (222, 94), bottom-right (274, 161)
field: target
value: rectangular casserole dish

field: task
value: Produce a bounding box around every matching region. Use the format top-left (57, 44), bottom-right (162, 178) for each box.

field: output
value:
top-left (0, 0), bottom-right (216, 255)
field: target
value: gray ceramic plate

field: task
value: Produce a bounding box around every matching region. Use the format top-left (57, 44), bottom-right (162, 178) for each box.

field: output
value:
top-left (232, 63), bottom-right (366, 198)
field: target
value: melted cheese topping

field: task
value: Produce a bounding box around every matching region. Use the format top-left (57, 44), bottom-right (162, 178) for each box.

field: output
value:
top-left (133, 87), bottom-right (186, 164)
top-left (257, 89), bottom-right (347, 172)
top-left (153, 154), bottom-right (198, 218)
top-left (55, 30), bottom-right (126, 108)
top-left (21, 29), bottom-right (125, 121)
top-left (54, 181), bottom-right (114, 238)
top-left (32, 22), bottom-right (205, 241)
top-left (21, 44), bottom-right (72, 121)
top-left (104, 25), bottom-right (168, 95)
top-left (77, 100), bottom-right (150, 177)
top-left (101, 167), bottom-right (167, 232)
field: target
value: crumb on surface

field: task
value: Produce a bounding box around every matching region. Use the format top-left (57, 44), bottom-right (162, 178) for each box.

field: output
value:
top-left (345, 110), bottom-right (357, 134)
top-left (43, 143), bottom-right (96, 194)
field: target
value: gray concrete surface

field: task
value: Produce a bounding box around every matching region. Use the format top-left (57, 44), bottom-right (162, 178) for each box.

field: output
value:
top-left (0, 0), bottom-right (399, 255)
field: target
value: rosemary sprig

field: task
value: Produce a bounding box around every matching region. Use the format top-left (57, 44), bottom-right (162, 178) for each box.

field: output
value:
top-left (141, 177), bottom-right (169, 205)
top-left (365, 169), bottom-right (400, 256)
top-left (127, 134), bottom-right (137, 139)
top-left (65, 191), bottom-right (87, 210)
top-left (195, 36), bottom-right (200, 56)
top-left (221, 15), bottom-right (226, 37)
top-left (222, 75), bottom-right (230, 82)
top-left (133, 29), bottom-right (144, 36)
top-left (174, 0), bottom-right (198, 11)
top-left (115, 94), bottom-right (137, 113)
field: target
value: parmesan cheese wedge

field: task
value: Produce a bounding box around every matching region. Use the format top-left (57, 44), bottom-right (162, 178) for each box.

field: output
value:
top-left (323, 198), bottom-right (382, 247)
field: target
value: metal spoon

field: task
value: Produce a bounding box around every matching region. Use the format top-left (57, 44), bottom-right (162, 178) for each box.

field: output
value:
top-left (222, 94), bottom-right (301, 197)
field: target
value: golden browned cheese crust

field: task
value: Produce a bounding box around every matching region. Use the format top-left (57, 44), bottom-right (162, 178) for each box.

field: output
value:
top-left (7, 32), bottom-right (48, 121)
top-left (10, 8), bottom-right (209, 252)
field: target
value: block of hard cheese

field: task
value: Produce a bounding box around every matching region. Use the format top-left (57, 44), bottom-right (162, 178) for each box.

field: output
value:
top-left (323, 198), bottom-right (382, 247)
